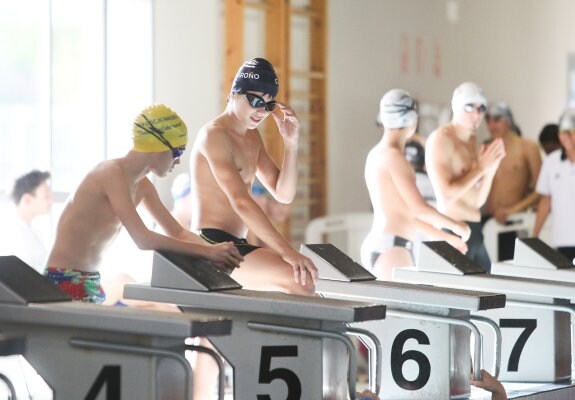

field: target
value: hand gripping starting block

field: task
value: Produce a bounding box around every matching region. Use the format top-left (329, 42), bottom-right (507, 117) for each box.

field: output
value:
top-left (301, 243), bottom-right (506, 399)
top-left (0, 255), bottom-right (232, 400)
top-left (393, 242), bottom-right (575, 391)
top-left (124, 250), bottom-right (387, 400)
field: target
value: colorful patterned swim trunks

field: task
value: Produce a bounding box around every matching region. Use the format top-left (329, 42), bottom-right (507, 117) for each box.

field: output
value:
top-left (44, 268), bottom-right (106, 304)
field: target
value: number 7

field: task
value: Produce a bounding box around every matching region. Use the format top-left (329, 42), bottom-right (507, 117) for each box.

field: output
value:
top-left (500, 319), bottom-right (537, 372)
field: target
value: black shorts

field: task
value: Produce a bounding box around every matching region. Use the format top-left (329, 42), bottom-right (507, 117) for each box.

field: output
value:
top-left (198, 228), bottom-right (260, 257)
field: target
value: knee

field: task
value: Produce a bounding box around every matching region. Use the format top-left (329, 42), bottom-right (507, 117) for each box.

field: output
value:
top-left (279, 276), bottom-right (316, 296)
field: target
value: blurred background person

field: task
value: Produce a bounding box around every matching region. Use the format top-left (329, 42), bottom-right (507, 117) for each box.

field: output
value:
top-left (482, 102), bottom-right (541, 261)
top-left (538, 123), bottom-right (561, 155)
top-left (0, 170), bottom-right (53, 272)
top-left (405, 140), bottom-right (435, 205)
top-left (533, 108), bottom-right (575, 261)
top-left (170, 172), bottom-right (192, 229)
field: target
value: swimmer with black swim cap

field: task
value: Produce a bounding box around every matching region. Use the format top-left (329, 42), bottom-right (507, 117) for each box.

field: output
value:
top-left (361, 89), bottom-right (469, 280)
top-left (188, 58), bottom-right (319, 398)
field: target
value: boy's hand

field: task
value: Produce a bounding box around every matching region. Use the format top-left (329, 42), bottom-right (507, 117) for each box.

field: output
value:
top-left (447, 234), bottom-right (468, 255)
top-left (271, 102), bottom-right (300, 144)
top-left (207, 242), bottom-right (243, 271)
top-left (280, 248), bottom-right (318, 286)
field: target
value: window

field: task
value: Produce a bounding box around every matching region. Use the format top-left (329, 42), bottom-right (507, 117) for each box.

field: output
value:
top-left (0, 0), bottom-right (153, 255)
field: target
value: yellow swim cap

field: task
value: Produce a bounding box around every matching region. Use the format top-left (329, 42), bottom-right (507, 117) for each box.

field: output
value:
top-left (132, 104), bottom-right (188, 152)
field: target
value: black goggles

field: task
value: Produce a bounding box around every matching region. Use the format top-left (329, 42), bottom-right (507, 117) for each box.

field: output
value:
top-left (134, 115), bottom-right (184, 159)
top-left (242, 92), bottom-right (277, 112)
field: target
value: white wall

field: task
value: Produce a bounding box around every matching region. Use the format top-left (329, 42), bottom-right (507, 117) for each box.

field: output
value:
top-left (327, 0), bottom-right (575, 214)
top-left (152, 0), bottom-right (223, 206)
top-left (151, 0), bottom-right (575, 216)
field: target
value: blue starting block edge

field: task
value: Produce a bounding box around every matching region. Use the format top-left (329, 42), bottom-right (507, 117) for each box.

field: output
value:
top-left (124, 283), bottom-right (386, 323)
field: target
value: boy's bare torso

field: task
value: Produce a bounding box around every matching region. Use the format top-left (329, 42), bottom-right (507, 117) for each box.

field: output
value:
top-left (486, 136), bottom-right (534, 214)
top-left (365, 144), bottom-right (419, 240)
top-left (190, 118), bottom-right (262, 238)
top-left (434, 125), bottom-right (483, 222)
top-left (47, 160), bottom-right (144, 272)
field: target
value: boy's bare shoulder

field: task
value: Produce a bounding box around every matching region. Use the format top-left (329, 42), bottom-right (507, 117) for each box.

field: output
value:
top-left (427, 124), bottom-right (456, 152)
top-left (368, 144), bottom-right (404, 171)
top-left (81, 159), bottom-right (125, 189)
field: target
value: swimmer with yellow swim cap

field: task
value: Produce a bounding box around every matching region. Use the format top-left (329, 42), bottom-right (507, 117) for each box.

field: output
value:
top-left (132, 104), bottom-right (188, 153)
top-left (45, 104), bottom-right (243, 304)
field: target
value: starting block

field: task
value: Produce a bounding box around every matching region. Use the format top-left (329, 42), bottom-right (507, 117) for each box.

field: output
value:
top-left (492, 238), bottom-right (575, 282)
top-left (393, 242), bottom-right (575, 385)
top-left (124, 251), bottom-right (387, 400)
top-left (302, 243), bottom-right (505, 399)
top-left (0, 255), bottom-right (232, 400)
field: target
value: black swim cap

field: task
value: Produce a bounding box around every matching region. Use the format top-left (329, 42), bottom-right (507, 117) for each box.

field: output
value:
top-left (231, 58), bottom-right (279, 98)
top-left (405, 140), bottom-right (425, 172)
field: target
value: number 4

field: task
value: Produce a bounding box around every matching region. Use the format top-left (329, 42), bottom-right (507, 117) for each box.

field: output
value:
top-left (85, 365), bottom-right (121, 400)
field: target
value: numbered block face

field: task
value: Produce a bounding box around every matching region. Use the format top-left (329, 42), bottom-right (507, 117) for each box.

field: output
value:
top-left (210, 320), bottom-right (339, 399)
top-left (474, 303), bottom-right (571, 382)
top-left (355, 316), bottom-right (471, 399)
top-left (22, 334), bottom-right (185, 399)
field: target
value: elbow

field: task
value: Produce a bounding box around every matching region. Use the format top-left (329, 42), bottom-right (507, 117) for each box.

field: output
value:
top-left (231, 195), bottom-right (255, 215)
top-left (131, 232), bottom-right (155, 251)
top-left (275, 192), bottom-right (295, 204)
top-left (413, 202), bottom-right (433, 218)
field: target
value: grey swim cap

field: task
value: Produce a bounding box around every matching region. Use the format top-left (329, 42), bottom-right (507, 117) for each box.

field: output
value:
top-left (451, 82), bottom-right (487, 113)
top-left (378, 89), bottom-right (418, 129)
top-left (559, 108), bottom-right (575, 132)
top-left (486, 102), bottom-right (514, 125)
top-left (231, 58), bottom-right (279, 98)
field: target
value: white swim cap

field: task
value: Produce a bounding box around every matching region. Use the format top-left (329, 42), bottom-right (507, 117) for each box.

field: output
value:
top-left (451, 82), bottom-right (487, 114)
top-left (378, 89), bottom-right (418, 129)
top-left (559, 107), bottom-right (575, 132)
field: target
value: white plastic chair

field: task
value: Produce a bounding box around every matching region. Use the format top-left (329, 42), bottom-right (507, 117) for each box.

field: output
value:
top-left (305, 213), bottom-right (373, 264)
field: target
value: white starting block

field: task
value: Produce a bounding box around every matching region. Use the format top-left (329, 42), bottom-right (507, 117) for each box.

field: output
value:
top-left (302, 243), bottom-right (506, 400)
top-left (124, 250), bottom-right (387, 400)
top-left (492, 238), bottom-right (575, 282)
top-left (394, 242), bottom-right (575, 388)
top-left (0, 255), bottom-right (232, 400)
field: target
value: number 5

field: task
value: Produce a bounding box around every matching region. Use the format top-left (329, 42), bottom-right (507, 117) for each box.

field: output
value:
top-left (257, 346), bottom-right (302, 400)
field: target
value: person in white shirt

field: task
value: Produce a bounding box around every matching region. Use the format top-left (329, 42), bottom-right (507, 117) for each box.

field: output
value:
top-left (533, 107), bottom-right (575, 261)
top-left (0, 170), bottom-right (53, 272)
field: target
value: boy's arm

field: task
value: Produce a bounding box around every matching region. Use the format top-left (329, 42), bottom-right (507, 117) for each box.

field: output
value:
top-left (104, 173), bottom-right (242, 268)
top-left (137, 177), bottom-right (203, 244)
top-left (256, 102), bottom-right (300, 204)
top-left (503, 141), bottom-right (543, 215)
top-left (414, 220), bottom-right (468, 254)
top-left (426, 132), bottom-right (484, 206)
top-left (532, 195), bottom-right (550, 237)
top-left (388, 151), bottom-right (470, 240)
top-left (470, 369), bottom-right (507, 400)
